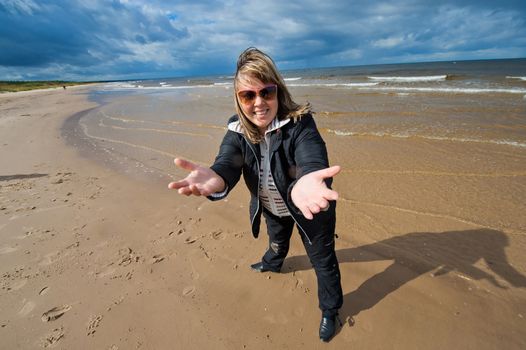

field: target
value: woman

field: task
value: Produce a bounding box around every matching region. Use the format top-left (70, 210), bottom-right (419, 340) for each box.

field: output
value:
top-left (168, 47), bottom-right (343, 342)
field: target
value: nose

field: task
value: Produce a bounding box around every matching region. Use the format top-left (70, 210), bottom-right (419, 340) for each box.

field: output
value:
top-left (254, 94), bottom-right (265, 106)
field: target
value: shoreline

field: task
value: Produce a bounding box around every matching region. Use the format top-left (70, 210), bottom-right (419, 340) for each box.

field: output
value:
top-left (0, 81), bottom-right (101, 96)
top-left (1, 87), bottom-right (525, 349)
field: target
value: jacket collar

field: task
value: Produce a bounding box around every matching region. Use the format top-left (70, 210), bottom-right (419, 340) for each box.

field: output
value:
top-left (227, 117), bottom-right (290, 135)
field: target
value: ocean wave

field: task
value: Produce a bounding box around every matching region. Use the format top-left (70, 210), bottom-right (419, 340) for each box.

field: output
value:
top-left (368, 75), bottom-right (448, 82)
top-left (506, 76), bottom-right (526, 81)
top-left (289, 82), bottom-right (379, 88)
top-left (290, 82), bottom-right (526, 94)
top-left (102, 83), bottom-right (227, 90)
top-left (104, 83), bottom-right (137, 89)
top-left (326, 129), bottom-right (526, 148)
top-left (102, 80), bottom-right (525, 95)
top-left (284, 77), bottom-right (302, 81)
top-left (358, 86), bottom-right (526, 94)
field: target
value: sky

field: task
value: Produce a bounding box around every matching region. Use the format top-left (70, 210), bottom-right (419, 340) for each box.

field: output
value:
top-left (0, 0), bottom-right (525, 81)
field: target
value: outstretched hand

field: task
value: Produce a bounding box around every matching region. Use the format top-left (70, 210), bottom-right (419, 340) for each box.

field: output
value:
top-left (168, 158), bottom-right (225, 196)
top-left (291, 165), bottom-right (340, 220)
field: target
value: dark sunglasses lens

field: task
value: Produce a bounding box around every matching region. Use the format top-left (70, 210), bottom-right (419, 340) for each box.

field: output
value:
top-left (238, 86), bottom-right (277, 104)
top-left (261, 86), bottom-right (277, 99)
top-left (238, 91), bottom-right (256, 103)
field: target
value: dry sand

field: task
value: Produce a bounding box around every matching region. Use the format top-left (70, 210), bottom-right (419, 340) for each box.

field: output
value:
top-left (1, 87), bottom-right (525, 349)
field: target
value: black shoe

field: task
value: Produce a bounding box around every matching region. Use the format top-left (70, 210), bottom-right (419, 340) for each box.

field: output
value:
top-left (250, 262), bottom-right (281, 273)
top-left (319, 315), bottom-right (337, 342)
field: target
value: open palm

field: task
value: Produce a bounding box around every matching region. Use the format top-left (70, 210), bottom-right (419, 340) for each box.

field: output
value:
top-left (168, 158), bottom-right (225, 196)
top-left (291, 165), bottom-right (340, 220)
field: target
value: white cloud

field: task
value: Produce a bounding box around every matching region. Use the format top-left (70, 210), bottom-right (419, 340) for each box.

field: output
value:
top-left (0, 0), bottom-right (40, 15)
top-left (372, 36), bottom-right (405, 48)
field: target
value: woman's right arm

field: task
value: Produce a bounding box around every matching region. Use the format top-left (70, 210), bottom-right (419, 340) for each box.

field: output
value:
top-left (168, 130), bottom-right (243, 199)
top-left (168, 158), bottom-right (226, 196)
top-left (208, 130), bottom-right (244, 198)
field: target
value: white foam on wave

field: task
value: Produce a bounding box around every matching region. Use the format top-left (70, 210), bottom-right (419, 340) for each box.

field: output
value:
top-left (284, 77), bottom-right (302, 81)
top-left (359, 86), bottom-right (526, 94)
top-left (330, 130), bottom-right (354, 136)
top-left (104, 82), bottom-right (138, 89)
top-left (289, 82), bottom-right (379, 88)
top-left (104, 83), bottom-right (227, 91)
top-left (327, 129), bottom-right (526, 148)
top-left (102, 80), bottom-right (525, 95)
top-left (506, 76), bottom-right (526, 81)
top-left (368, 75), bottom-right (448, 82)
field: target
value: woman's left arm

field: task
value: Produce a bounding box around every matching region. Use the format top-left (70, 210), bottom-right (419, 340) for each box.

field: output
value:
top-left (289, 115), bottom-right (341, 220)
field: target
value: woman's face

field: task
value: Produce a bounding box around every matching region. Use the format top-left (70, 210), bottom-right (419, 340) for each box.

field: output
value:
top-left (236, 76), bottom-right (278, 135)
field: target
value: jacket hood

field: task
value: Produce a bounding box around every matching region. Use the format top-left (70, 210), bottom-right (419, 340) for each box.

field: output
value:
top-left (228, 117), bottom-right (291, 136)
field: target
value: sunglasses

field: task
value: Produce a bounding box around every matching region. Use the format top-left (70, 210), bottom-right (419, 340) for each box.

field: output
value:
top-left (237, 84), bottom-right (278, 105)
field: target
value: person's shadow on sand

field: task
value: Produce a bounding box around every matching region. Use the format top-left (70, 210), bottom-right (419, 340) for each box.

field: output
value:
top-left (284, 229), bottom-right (526, 333)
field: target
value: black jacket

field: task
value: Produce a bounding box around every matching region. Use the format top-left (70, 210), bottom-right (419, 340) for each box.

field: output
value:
top-left (209, 114), bottom-right (336, 244)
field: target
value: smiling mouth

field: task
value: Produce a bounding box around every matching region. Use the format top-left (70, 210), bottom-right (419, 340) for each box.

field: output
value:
top-left (254, 109), bottom-right (269, 117)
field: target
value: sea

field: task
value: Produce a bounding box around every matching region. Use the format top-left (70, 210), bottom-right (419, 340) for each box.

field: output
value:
top-left (67, 58), bottom-right (526, 183)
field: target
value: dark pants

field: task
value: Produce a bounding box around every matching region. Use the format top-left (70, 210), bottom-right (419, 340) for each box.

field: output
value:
top-left (261, 209), bottom-right (343, 317)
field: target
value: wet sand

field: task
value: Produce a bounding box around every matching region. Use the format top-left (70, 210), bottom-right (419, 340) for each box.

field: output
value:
top-left (1, 86), bottom-right (525, 349)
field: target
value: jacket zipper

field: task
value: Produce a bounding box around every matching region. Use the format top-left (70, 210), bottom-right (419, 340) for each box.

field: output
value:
top-left (245, 137), bottom-right (260, 227)
top-left (267, 134), bottom-right (312, 245)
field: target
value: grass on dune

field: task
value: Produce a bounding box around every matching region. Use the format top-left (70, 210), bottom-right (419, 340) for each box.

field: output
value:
top-left (0, 81), bottom-right (91, 93)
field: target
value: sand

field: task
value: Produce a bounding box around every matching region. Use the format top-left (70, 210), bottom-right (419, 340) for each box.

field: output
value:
top-left (1, 86), bottom-right (525, 349)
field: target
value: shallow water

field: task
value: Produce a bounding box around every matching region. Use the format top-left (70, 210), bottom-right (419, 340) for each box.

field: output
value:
top-left (66, 59), bottom-right (526, 235)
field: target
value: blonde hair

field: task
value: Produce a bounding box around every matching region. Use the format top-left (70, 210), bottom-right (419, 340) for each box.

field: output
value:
top-left (234, 47), bottom-right (311, 143)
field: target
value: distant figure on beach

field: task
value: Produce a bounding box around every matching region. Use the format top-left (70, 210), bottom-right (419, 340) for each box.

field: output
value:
top-left (63, 85), bottom-right (66, 90)
top-left (168, 47), bottom-right (343, 342)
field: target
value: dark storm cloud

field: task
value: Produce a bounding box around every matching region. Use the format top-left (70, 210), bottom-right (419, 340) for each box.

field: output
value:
top-left (0, 0), bottom-right (524, 80)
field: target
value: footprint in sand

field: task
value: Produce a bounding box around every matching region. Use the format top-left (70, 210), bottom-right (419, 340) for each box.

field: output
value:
top-left (95, 267), bottom-right (117, 278)
top-left (150, 254), bottom-right (165, 264)
top-left (184, 237), bottom-right (197, 244)
top-left (182, 286), bottom-right (196, 296)
top-left (10, 279), bottom-right (28, 291)
top-left (39, 251), bottom-right (60, 266)
top-left (87, 315), bottom-right (103, 336)
top-left (211, 230), bottom-right (223, 240)
top-left (0, 246), bottom-right (18, 254)
top-left (117, 247), bottom-right (139, 266)
top-left (263, 313), bottom-right (288, 325)
top-left (18, 300), bottom-right (36, 317)
top-left (41, 305), bottom-right (71, 322)
top-left (40, 327), bottom-right (64, 348)
top-left (293, 307), bottom-right (305, 318)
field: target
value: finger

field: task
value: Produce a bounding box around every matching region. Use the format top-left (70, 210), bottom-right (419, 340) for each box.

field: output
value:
top-left (314, 165), bottom-right (341, 180)
top-left (316, 198), bottom-right (330, 210)
top-left (174, 158), bottom-right (198, 172)
top-left (178, 187), bottom-right (192, 196)
top-left (307, 202), bottom-right (321, 215)
top-left (168, 180), bottom-right (189, 189)
top-left (190, 184), bottom-right (202, 196)
top-left (298, 204), bottom-right (314, 220)
top-left (322, 188), bottom-right (339, 201)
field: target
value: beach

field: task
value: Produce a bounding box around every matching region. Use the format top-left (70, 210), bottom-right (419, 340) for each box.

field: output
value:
top-left (1, 73), bottom-right (526, 349)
